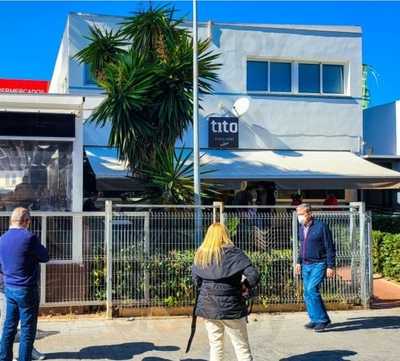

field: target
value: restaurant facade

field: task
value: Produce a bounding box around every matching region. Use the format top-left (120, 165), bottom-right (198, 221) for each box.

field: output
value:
top-left (1, 12), bottom-right (400, 211)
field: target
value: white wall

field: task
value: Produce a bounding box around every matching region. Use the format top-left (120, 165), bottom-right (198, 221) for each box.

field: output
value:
top-left (49, 22), bottom-right (69, 94)
top-left (363, 102), bottom-right (397, 155)
top-left (53, 13), bottom-right (363, 152)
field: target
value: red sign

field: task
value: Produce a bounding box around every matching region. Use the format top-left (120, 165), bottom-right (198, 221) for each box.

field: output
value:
top-left (0, 79), bottom-right (49, 94)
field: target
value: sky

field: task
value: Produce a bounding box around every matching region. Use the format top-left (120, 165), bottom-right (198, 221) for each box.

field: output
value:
top-left (0, 0), bottom-right (399, 107)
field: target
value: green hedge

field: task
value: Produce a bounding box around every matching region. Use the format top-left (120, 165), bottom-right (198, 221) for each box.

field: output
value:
top-left (372, 230), bottom-right (400, 281)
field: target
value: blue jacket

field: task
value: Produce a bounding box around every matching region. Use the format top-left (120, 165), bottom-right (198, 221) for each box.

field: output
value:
top-left (297, 219), bottom-right (336, 268)
top-left (0, 228), bottom-right (49, 289)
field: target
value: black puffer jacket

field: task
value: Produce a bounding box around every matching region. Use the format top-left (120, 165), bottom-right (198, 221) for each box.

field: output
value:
top-left (192, 246), bottom-right (259, 320)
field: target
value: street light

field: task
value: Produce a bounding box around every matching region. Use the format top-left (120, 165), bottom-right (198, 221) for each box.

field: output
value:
top-left (193, 0), bottom-right (200, 209)
top-left (193, 0), bottom-right (202, 243)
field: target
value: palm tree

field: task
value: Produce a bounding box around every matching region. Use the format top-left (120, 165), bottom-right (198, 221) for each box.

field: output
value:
top-left (362, 64), bottom-right (379, 109)
top-left (75, 5), bottom-right (220, 171)
top-left (135, 148), bottom-right (218, 204)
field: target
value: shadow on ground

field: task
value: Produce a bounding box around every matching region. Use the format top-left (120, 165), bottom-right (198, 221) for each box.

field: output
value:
top-left (280, 350), bottom-right (357, 361)
top-left (326, 316), bottom-right (400, 332)
top-left (45, 342), bottom-right (179, 360)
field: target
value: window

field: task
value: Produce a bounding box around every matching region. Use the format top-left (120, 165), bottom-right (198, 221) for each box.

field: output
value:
top-left (246, 60), bottom-right (346, 96)
top-left (323, 64), bottom-right (344, 94)
top-left (270, 62), bottom-right (291, 92)
top-left (84, 64), bottom-right (97, 85)
top-left (299, 63), bottom-right (320, 93)
top-left (247, 61), bottom-right (268, 91)
top-left (0, 141), bottom-right (73, 211)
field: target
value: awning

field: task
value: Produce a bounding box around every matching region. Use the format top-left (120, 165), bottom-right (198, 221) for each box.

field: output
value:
top-left (84, 146), bottom-right (143, 191)
top-left (194, 149), bottom-right (400, 189)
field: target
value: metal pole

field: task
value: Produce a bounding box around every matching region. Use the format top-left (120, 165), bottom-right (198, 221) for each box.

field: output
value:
top-left (193, 0), bottom-right (200, 205)
top-left (193, 0), bottom-right (202, 244)
top-left (105, 200), bottom-right (113, 319)
top-left (359, 202), bottom-right (368, 308)
top-left (40, 216), bottom-right (47, 306)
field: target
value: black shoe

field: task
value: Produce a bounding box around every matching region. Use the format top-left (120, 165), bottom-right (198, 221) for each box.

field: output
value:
top-left (314, 322), bottom-right (331, 332)
top-left (304, 322), bottom-right (316, 329)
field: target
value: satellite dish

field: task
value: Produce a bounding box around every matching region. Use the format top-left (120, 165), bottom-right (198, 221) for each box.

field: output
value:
top-left (232, 97), bottom-right (250, 118)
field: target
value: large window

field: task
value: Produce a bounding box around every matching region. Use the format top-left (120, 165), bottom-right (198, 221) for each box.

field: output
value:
top-left (323, 64), bottom-right (344, 94)
top-left (247, 60), bottom-right (346, 95)
top-left (299, 63), bottom-right (320, 93)
top-left (270, 62), bottom-right (292, 92)
top-left (247, 61), bottom-right (268, 91)
top-left (0, 141), bottom-right (73, 211)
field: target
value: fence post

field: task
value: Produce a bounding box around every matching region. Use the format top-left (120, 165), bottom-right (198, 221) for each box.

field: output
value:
top-left (213, 201), bottom-right (224, 224)
top-left (349, 203), bottom-right (358, 289)
top-left (40, 215), bottom-right (47, 306)
top-left (292, 211), bottom-right (299, 279)
top-left (358, 202), bottom-right (369, 308)
top-left (105, 200), bottom-right (113, 319)
top-left (367, 211), bottom-right (373, 303)
top-left (143, 212), bottom-right (150, 304)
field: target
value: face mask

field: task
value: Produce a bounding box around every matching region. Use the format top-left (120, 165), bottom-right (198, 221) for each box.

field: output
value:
top-left (297, 215), bottom-right (306, 225)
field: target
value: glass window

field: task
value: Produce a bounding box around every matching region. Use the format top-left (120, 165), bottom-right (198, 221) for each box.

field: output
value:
top-left (0, 141), bottom-right (73, 211)
top-left (299, 64), bottom-right (320, 93)
top-left (247, 61), bottom-right (268, 91)
top-left (270, 62), bottom-right (292, 92)
top-left (323, 64), bottom-right (344, 94)
top-left (84, 64), bottom-right (97, 85)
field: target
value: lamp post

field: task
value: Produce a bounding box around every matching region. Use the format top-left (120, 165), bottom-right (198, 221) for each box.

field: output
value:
top-left (193, 0), bottom-right (202, 244)
top-left (193, 0), bottom-right (200, 208)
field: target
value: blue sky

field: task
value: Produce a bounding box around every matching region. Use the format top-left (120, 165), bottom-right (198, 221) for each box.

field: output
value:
top-left (0, 1), bottom-right (399, 107)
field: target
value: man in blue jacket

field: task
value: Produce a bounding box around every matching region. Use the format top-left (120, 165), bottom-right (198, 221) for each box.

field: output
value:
top-left (295, 203), bottom-right (335, 332)
top-left (0, 208), bottom-right (49, 361)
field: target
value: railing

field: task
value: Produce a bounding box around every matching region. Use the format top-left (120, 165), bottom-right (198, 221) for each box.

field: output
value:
top-left (0, 202), bottom-right (372, 316)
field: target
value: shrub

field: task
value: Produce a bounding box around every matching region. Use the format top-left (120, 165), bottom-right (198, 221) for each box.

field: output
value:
top-left (372, 230), bottom-right (400, 281)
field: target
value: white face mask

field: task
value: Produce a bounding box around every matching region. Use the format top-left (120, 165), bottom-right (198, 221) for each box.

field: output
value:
top-left (297, 215), bottom-right (306, 225)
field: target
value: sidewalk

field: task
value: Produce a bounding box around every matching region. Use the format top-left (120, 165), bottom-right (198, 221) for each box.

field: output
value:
top-left (31, 308), bottom-right (400, 361)
top-left (373, 277), bottom-right (400, 308)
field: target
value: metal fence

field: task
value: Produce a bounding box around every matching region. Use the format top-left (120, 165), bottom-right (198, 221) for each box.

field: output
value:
top-left (0, 202), bottom-right (372, 316)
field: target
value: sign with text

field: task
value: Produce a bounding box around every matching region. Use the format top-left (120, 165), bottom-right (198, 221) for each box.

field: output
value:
top-left (208, 117), bottom-right (239, 148)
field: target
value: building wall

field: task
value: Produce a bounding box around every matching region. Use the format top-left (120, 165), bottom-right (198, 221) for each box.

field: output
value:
top-left (49, 23), bottom-right (69, 94)
top-left (51, 13), bottom-right (363, 153)
top-left (363, 102), bottom-right (397, 156)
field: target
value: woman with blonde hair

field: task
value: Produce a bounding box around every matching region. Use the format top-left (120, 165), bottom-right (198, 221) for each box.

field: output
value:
top-left (192, 223), bottom-right (259, 361)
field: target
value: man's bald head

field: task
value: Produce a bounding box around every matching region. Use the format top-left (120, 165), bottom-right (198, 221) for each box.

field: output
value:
top-left (10, 207), bottom-right (31, 228)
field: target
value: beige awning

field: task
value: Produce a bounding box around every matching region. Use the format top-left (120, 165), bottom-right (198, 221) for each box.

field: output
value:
top-left (194, 149), bottom-right (400, 189)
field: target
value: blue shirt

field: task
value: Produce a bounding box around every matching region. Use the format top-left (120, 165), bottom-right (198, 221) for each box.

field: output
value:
top-left (0, 228), bottom-right (49, 289)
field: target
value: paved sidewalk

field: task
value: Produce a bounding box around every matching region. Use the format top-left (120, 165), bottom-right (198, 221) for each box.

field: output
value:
top-left (30, 308), bottom-right (399, 361)
top-left (373, 277), bottom-right (400, 308)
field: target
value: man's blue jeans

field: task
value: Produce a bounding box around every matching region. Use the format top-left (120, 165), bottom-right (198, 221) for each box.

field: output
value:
top-left (302, 262), bottom-right (330, 324)
top-left (0, 286), bottom-right (39, 361)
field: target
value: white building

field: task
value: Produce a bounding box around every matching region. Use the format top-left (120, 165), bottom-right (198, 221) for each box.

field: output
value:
top-left (1, 12), bottom-right (399, 211)
top-left (364, 101), bottom-right (400, 210)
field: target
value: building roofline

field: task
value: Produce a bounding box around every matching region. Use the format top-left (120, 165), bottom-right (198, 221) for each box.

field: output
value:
top-left (69, 11), bottom-right (361, 34)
